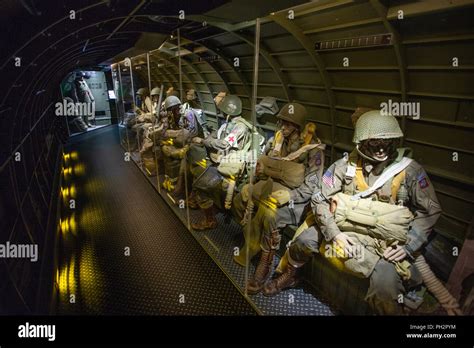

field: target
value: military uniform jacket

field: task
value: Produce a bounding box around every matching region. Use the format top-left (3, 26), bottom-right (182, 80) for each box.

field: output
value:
top-left (179, 109), bottom-right (204, 139)
top-left (313, 148), bottom-right (442, 255)
top-left (159, 109), bottom-right (202, 147)
top-left (203, 116), bottom-right (252, 153)
top-left (136, 97), bottom-right (155, 123)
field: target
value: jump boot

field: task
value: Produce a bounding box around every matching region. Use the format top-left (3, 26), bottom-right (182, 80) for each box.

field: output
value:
top-left (246, 229), bottom-right (281, 295)
top-left (185, 190), bottom-right (199, 209)
top-left (263, 262), bottom-right (299, 297)
top-left (191, 206), bottom-right (217, 231)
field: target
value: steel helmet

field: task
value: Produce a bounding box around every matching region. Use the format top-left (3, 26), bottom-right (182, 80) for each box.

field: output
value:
top-left (353, 110), bottom-right (403, 144)
top-left (150, 87), bottom-right (161, 96)
top-left (164, 95), bottom-right (181, 110)
top-left (136, 87), bottom-right (149, 96)
top-left (277, 102), bottom-right (307, 129)
top-left (218, 95), bottom-right (242, 116)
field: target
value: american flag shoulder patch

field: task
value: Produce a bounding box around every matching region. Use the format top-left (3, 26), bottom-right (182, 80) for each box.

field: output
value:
top-left (322, 169), bottom-right (334, 188)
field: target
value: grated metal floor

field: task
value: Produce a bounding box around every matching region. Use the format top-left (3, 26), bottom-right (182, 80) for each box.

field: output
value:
top-left (56, 126), bottom-right (256, 315)
top-left (159, 195), bottom-right (336, 316)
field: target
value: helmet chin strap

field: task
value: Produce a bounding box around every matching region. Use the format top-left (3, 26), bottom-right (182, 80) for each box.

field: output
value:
top-left (356, 144), bottom-right (387, 163)
top-left (289, 127), bottom-right (298, 138)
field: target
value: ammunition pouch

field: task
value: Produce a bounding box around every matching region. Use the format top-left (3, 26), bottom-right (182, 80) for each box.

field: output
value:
top-left (258, 155), bottom-right (305, 189)
top-left (217, 150), bottom-right (248, 178)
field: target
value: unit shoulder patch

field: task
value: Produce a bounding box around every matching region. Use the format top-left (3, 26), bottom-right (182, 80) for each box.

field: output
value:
top-left (315, 151), bottom-right (322, 166)
top-left (308, 174), bottom-right (319, 184)
top-left (417, 172), bottom-right (429, 189)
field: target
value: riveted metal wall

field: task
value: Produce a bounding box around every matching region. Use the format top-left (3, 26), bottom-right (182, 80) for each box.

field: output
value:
top-left (119, 0), bottom-right (473, 281)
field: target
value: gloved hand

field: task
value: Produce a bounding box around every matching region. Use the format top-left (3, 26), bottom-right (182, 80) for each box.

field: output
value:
top-left (213, 138), bottom-right (229, 150)
top-left (333, 232), bottom-right (354, 258)
top-left (149, 124), bottom-right (164, 137)
top-left (383, 245), bottom-right (407, 262)
top-left (270, 190), bottom-right (291, 206)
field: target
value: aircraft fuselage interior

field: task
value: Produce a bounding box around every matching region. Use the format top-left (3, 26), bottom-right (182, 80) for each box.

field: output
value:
top-left (1, 0), bottom-right (473, 328)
